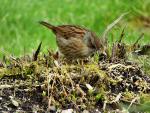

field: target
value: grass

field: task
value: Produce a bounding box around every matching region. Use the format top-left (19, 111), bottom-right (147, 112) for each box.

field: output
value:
top-left (0, 0), bottom-right (150, 57)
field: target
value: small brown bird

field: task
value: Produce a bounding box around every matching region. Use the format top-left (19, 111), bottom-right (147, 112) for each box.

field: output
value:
top-left (39, 21), bottom-right (105, 59)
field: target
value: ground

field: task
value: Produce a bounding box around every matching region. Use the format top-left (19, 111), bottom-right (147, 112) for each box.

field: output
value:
top-left (0, 0), bottom-right (150, 57)
top-left (0, 0), bottom-right (150, 112)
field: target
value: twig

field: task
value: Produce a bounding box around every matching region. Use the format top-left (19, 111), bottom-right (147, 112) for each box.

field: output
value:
top-left (67, 73), bottom-right (75, 91)
top-left (110, 43), bottom-right (117, 62)
top-left (112, 93), bottom-right (140, 106)
top-left (110, 93), bottom-right (122, 103)
top-left (103, 100), bottom-right (107, 111)
top-left (0, 85), bottom-right (12, 89)
top-left (76, 84), bottom-right (86, 97)
top-left (58, 74), bottom-right (68, 96)
top-left (102, 12), bottom-right (129, 44)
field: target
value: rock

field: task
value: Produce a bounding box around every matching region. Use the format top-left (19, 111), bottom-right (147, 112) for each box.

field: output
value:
top-left (61, 109), bottom-right (73, 113)
top-left (83, 110), bottom-right (89, 113)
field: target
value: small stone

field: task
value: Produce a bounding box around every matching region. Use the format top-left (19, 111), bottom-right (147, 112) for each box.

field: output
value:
top-left (83, 110), bottom-right (89, 113)
top-left (49, 106), bottom-right (56, 112)
top-left (61, 109), bottom-right (73, 113)
top-left (11, 99), bottom-right (19, 107)
top-left (9, 96), bottom-right (19, 107)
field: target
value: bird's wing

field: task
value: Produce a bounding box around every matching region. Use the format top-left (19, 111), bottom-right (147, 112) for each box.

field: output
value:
top-left (55, 25), bottom-right (87, 39)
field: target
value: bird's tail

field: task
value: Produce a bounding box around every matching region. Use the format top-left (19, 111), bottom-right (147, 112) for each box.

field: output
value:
top-left (39, 21), bottom-right (55, 30)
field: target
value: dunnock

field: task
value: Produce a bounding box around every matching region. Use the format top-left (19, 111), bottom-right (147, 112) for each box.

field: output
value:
top-left (39, 21), bottom-right (105, 59)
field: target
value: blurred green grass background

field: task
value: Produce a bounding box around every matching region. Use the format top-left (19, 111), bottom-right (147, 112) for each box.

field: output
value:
top-left (0, 0), bottom-right (150, 57)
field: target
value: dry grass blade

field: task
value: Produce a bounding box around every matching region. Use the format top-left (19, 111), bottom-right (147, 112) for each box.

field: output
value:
top-left (118, 25), bottom-right (126, 43)
top-left (127, 97), bottom-right (140, 111)
top-left (33, 41), bottom-right (42, 61)
top-left (2, 55), bottom-right (6, 64)
top-left (111, 93), bottom-right (122, 103)
top-left (110, 25), bottom-right (127, 62)
top-left (102, 12), bottom-right (129, 44)
top-left (133, 33), bottom-right (144, 47)
top-left (110, 43), bottom-right (116, 62)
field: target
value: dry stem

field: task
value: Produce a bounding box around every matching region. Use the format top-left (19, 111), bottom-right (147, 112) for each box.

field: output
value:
top-left (102, 12), bottom-right (129, 44)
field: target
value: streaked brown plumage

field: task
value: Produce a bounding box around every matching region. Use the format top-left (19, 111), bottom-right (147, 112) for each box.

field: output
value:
top-left (39, 21), bottom-right (104, 59)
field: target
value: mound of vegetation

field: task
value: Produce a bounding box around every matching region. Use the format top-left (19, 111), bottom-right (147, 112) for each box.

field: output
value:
top-left (0, 38), bottom-right (150, 113)
top-left (0, 14), bottom-right (150, 113)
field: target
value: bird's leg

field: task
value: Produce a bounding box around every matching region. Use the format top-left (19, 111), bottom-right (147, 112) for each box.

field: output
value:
top-left (75, 59), bottom-right (84, 65)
